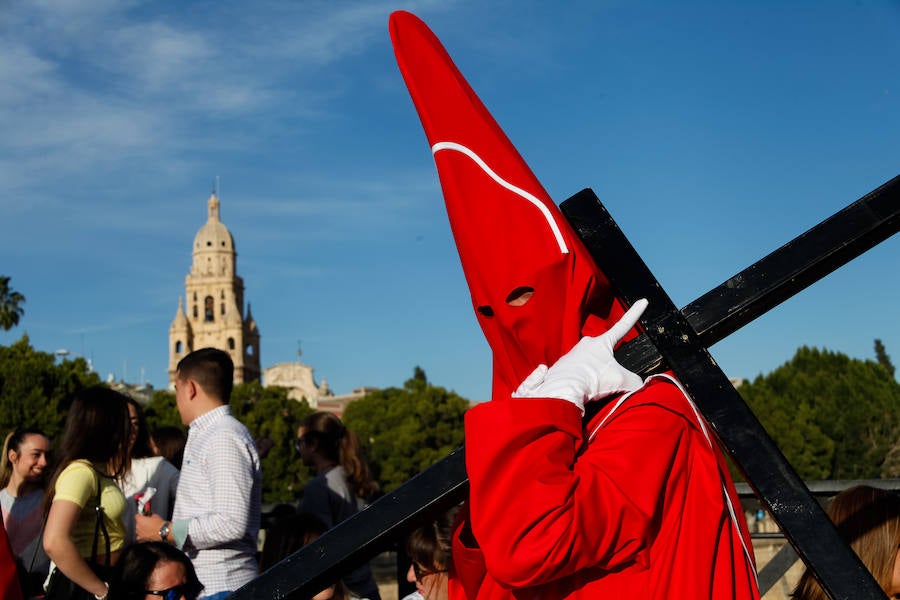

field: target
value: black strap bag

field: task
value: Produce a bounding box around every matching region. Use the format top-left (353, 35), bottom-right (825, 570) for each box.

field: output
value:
top-left (43, 472), bottom-right (113, 600)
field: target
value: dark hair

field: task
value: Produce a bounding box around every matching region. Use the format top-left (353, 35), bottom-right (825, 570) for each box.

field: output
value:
top-left (176, 347), bottom-right (234, 403)
top-left (44, 386), bottom-right (132, 512)
top-left (151, 426), bottom-right (187, 470)
top-left (259, 509), bottom-right (326, 572)
top-left (301, 412), bottom-right (378, 500)
top-left (257, 511), bottom-right (345, 599)
top-left (109, 541), bottom-right (203, 600)
top-left (407, 506), bottom-right (459, 572)
top-left (126, 397), bottom-right (154, 459)
top-left (0, 427), bottom-right (50, 488)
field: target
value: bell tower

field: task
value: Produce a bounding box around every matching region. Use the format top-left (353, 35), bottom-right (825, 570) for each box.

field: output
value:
top-left (168, 192), bottom-right (261, 386)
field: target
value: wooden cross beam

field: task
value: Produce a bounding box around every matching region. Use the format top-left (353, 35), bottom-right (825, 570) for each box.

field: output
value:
top-left (562, 187), bottom-right (890, 600)
top-left (229, 174), bottom-right (900, 600)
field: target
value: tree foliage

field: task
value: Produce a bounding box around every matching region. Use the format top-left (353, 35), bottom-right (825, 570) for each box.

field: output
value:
top-left (0, 335), bottom-right (101, 439)
top-left (0, 276), bottom-right (25, 331)
top-left (342, 367), bottom-right (468, 491)
top-left (740, 346), bottom-right (900, 480)
top-left (874, 339), bottom-right (896, 378)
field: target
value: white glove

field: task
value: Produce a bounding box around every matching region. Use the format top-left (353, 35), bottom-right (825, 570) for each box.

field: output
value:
top-left (512, 299), bottom-right (648, 414)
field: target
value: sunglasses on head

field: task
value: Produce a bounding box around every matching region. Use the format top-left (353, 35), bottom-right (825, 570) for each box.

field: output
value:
top-left (145, 584), bottom-right (192, 600)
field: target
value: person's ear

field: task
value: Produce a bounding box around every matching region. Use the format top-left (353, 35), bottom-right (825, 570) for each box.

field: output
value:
top-left (186, 378), bottom-right (199, 401)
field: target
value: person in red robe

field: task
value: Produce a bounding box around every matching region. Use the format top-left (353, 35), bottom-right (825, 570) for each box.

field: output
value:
top-left (390, 10), bottom-right (760, 600)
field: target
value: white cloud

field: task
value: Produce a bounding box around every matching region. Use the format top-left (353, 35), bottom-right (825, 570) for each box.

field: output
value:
top-left (0, 1), bottom-right (406, 194)
top-left (0, 0), bottom-right (461, 246)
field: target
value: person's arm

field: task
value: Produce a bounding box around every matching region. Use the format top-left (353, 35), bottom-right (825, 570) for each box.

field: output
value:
top-left (465, 381), bottom-right (689, 588)
top-left (134, 512), bottom-right (171, 544)
top-left (181, 431), bottom-right (257, 548)
top-left (43, 499), bottom-right (109, 598)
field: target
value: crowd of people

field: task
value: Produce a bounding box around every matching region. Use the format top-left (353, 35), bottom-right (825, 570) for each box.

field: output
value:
top-left (0, 368), bottom-right (196, 600)
top-left (0, 347), bottom-right (380, 600)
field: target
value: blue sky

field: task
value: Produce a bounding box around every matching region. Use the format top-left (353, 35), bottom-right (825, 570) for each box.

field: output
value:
top-left (1, 1), bottom-right (898, 402)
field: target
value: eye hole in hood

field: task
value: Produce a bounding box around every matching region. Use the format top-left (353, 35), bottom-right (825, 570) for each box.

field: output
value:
top-left (505, 286), bottom-right (534, 306)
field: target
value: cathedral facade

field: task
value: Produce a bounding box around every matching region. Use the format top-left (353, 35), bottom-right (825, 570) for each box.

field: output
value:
top-left (168, 193), bottom-right (261, 386)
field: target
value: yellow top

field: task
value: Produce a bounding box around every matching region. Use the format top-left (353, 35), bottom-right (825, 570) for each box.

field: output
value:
top-left (53, 459), bottom-right (126, 555)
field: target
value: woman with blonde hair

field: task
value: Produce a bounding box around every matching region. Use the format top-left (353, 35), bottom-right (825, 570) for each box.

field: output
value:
top-left (297, 411), bottom-right (380, 599)
top-left (793, 485), bottom-right (900, 599)
top-left (1, 427), bottom-right (51, 595)
top-left (43, 386), bottom-right (133, 600)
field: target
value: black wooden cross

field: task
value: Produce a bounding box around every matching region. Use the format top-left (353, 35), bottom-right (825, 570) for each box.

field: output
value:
top-left (229, 174), bottom-right (900, 600)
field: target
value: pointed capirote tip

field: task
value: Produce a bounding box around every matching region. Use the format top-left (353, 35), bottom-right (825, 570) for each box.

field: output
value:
top-left (389, 10), bottom-right (422, 36)
top-left (389, 9), bottom-right (415, 22)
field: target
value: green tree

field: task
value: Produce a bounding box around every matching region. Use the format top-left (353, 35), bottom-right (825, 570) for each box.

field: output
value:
top-left (343, 367), bottom-right (468, 491)
top-left (0, 335), bottom-right (101, 438)
top-left (143, 389), bottom-right (183, 431)
top-left (0, 276), bottom-right (25, 331)
top-left (874, 339), bottom-right (895, 378)
top-left (740, 346), bottom-right (900, 480)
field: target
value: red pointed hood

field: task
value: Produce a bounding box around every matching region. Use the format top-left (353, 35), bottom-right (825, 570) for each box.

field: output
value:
top-left (390, 11), bottom-right (637, 400)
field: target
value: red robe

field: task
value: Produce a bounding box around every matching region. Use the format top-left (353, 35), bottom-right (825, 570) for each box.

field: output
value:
top-left (453, 376), bottom-right (758, 600)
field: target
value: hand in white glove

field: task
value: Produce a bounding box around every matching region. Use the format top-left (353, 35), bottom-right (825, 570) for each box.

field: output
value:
top-left (512, 299), bottom-right (649, 414)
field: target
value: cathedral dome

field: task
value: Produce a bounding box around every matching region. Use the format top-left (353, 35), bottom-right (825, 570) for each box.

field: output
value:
top-left (193, 193), bottom-right (235, 253)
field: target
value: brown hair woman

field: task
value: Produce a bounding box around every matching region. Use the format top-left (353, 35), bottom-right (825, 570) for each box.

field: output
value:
top-left (296, 412), bottom-right (379, 600)
top-left (43, 386), bottom-right (133, 600)
top-left (793, 485), bottom-right (900, 599)
top-left (405, 507), bottom-right (459, 600)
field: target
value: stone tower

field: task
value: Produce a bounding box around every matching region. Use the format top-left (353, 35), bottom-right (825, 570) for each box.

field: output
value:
top-left (168, 192), bottom-right (261, 386)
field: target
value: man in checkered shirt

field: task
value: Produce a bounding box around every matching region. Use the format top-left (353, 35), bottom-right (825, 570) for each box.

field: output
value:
top-left (137, 348), bottom-right (262, 599)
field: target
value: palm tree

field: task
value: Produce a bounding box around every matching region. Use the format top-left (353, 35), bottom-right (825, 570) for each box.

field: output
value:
top-left (0, 276), bottom-right (25, 330)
